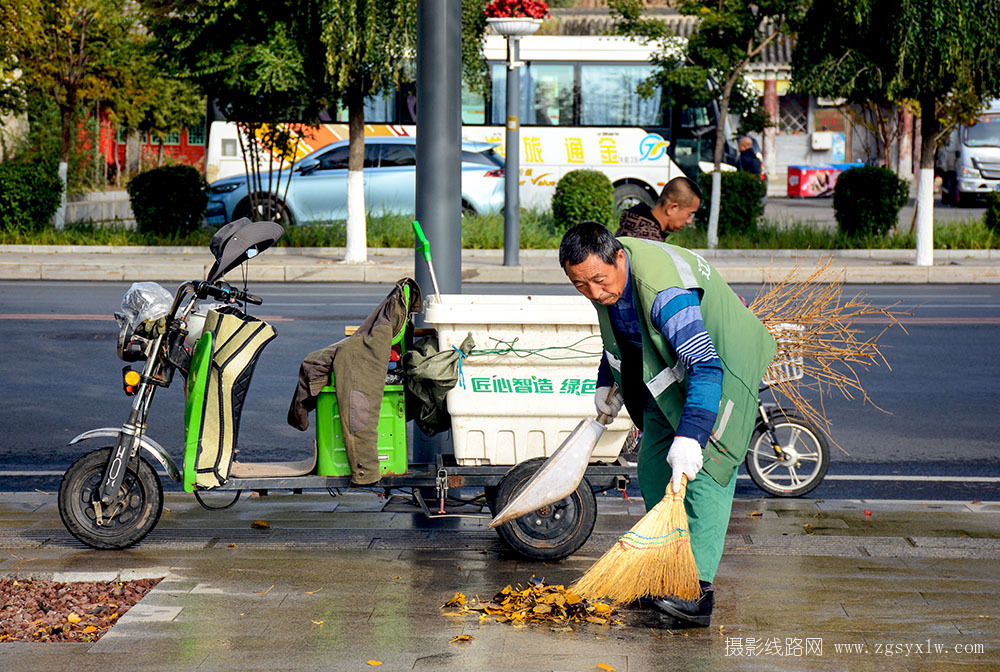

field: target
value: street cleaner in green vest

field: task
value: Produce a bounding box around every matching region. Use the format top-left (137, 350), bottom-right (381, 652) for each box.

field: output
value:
top-left (559, 221), bottom-right (776, 628)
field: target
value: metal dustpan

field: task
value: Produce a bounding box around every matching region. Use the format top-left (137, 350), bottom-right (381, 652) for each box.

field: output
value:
top-left (489, 388), bottom-right (617, 529)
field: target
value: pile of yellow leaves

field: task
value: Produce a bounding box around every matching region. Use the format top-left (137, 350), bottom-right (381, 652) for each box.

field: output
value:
top-left (441, 576), bottom-right (621, 627)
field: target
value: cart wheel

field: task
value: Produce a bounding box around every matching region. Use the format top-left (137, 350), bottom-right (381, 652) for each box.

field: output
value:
top-left (492, 457), bottom-right (597, 561)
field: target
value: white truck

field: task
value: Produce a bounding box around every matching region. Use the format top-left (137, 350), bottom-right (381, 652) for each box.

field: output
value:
top-left (937, 99), bottom-right (1000, 206)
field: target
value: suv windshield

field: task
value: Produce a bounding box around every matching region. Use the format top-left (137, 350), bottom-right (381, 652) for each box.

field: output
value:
top-left (964, 115), bottom-right (1000, 147)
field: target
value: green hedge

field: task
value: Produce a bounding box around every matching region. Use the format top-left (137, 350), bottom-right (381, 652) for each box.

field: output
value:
top-left (695, 170), bottom-right (765, 236)
top-left (551, 169), bottom-right (615, 231)
top-left (127, 165), bottom-right (208, 236)
top-left (0, 159), bottom-right (63, 233)
top-left (832, 166), bottom-right (909, 238)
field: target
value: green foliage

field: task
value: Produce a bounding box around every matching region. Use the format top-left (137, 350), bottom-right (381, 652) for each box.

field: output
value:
top-left (694, 171), bottom-right (765, 236)
top-left (323, 1), bottom-right (416, 101)
top-left (0, 158), bottom-right (63, 234)
top-left (832, 166), bottom-right (909, 238)
top-left (793, 0), bottom-right (1000, 162)
top-left (985, 192), bottom-right (1000, 233)
top-left (551, 170), bottom-right (615, 231)
top-left (609, 0), bottom-right (807, 159)
top-left (127, 165), bottom-right (208, 236)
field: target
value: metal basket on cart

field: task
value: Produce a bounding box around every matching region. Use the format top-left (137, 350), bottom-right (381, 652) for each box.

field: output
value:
top-left (762, 322), bottom-right (805, 385)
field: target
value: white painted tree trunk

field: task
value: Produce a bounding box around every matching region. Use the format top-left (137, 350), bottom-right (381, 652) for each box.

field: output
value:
top-left (54, 161), bottom-right (68, 230)
top-left (915, 167), bottom-right (934, 266)
top-left (707, 170), bottom-right (722, 249)
top-left (344, 169), bottom-right (367, 263)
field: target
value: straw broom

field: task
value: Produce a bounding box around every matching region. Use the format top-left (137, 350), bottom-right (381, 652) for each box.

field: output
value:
top-left (573, 476), bottom-right (700, 603)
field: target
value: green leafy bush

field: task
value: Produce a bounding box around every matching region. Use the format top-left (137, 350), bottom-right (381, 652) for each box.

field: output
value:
top-left (127, 165), bottom-right (208, 236)
top-left (832, 166), bottom-right (909, 238)
top-left (551, 169), bottom-right (615, 231)
top-left (0, 159), bottom-right (63, 234)
top-left (695, 170), bottom-right (765, 236)
top-left (985, 191), bottom-right (1000, 233)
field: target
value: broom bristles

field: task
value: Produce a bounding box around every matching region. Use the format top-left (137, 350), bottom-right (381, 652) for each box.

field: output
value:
top-left (573, 480), bottom-right (700, 603)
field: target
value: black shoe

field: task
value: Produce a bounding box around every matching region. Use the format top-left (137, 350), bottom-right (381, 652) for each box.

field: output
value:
top-left (650, 581), bottom-right (714, 628)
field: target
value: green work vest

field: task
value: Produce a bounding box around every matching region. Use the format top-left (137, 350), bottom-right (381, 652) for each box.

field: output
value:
top-left (593, 238), bottom-right (777, 487)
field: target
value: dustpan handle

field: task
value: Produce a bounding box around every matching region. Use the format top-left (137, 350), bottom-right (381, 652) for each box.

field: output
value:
top-left (596, 382), bottom-right (619, 426)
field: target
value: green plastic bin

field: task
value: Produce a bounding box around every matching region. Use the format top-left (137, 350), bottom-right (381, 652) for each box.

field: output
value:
top-left (315, 384), bottom-right (407, 477)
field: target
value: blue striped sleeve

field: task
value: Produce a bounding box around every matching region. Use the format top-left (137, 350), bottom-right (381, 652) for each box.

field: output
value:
top-left (650, 287), bottom-right (722, 446)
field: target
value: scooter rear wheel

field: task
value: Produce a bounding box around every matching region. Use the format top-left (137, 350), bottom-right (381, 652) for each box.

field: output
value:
top-left (58, 447), bottom-right (163, 550)
top-left (745, 412), bottom-right (830, 497)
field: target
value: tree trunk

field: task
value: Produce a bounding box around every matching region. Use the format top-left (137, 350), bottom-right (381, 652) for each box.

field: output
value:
top-left (55, 90), bottom-right (77, 230)
top-left (157, 140), bottom-right (164, 167)
top-left (915, 98), bottom-right (937, 267)
top-left (707, 85), bottom-right (733, 249)
top-left (344, 89), bottom-right (367, 264)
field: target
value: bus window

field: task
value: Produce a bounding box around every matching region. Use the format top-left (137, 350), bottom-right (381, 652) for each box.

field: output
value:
top-left (462, 86), bottom-right (487, 125)
top-left (680, 106), bottom-right (711, 129)
top-left (526, 65), bottom-right (575, 126)
top-left (580, 65), bottom-right (662, 126)
top-left (335, 92), bottom-right (395, 123)
top-left (491, 64), bottom-right (531, 125)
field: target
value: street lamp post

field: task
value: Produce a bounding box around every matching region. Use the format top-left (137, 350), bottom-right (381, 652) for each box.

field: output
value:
top-left (487, 18), bottom-right (541, 267)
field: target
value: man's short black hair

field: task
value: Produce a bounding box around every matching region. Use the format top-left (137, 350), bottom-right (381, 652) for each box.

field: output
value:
top-left (559, 221), bottom-right (623, 270)
top-left (657, 176), bottom-right (703, 208)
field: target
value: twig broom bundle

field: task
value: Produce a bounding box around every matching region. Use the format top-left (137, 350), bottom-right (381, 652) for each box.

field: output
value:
top-left (572, 477), bottom-right (699, 603)
top-left (749, 258), bottom-right (908, 451)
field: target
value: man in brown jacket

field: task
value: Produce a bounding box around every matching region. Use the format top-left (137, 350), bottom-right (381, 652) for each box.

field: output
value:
top-left (616, 176), bottom-right (702, 241)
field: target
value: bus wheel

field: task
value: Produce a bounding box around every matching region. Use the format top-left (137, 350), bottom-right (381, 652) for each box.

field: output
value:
top-left (614, 183), bottom-right (654, 212)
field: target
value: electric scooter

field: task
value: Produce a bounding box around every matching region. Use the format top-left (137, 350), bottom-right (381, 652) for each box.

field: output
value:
top-left (57, 219), bottom-right (633, 559)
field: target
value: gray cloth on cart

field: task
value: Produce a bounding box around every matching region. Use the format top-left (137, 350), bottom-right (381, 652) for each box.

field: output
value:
top-left (287, 277), bottom-right (421, 484)
top-left (403, 333), bottom-right (474, 436)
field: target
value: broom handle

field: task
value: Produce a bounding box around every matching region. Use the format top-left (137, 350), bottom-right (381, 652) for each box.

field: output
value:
top-left (596, 382), bottom-right (619, 425)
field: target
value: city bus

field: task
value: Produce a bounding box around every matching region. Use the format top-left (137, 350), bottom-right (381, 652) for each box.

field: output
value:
top-left (205, 35), bottom-right (734, 211)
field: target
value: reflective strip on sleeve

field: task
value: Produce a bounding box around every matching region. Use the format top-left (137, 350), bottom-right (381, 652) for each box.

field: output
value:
top-left (712, 398), bottom-right (735, 442)
top-left (649, 241), bottom-right (699, 289)
top-left (605, 350), bottom-right (622, 372)
top-left (645, 359), bottom-right (687, 397)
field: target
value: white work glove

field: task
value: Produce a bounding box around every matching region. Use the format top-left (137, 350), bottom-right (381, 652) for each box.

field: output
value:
top-left (666, 436), bottom-right (704, 493)
top-left (594, 385), bottom-right (624, 420)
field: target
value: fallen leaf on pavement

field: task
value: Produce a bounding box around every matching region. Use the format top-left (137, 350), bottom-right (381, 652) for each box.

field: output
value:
top-left (366, 660), bottom-right (382, 666)
top-left (450, 634), bottom-right (474, 643)
top-left (597, 664), bottom-right (616, 671)
top-left (250, 520), bottom-right (270, 529)
top-left (257, 584), bottom-right (274, 595)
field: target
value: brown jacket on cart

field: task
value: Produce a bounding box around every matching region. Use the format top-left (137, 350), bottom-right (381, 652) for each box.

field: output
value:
top-left (287, 277), bottom-right (421, 484)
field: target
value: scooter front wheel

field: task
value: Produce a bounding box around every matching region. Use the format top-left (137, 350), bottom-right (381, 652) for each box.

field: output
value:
top-left (58, 447), bottom-right (163, 549)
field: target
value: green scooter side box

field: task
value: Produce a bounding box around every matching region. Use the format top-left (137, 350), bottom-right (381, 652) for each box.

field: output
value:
top-left (315, 384), bottom-right (407, 477)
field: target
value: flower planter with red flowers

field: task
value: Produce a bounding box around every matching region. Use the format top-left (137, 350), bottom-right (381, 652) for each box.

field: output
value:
top-left (485, 0), bottom-right (548, 36)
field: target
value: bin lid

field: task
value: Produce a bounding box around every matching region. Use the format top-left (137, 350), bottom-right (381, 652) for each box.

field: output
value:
top-left (424, 294), bottom-right (598, 326)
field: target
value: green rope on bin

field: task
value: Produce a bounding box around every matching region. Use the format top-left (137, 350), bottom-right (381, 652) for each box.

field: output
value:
top-left (467, 334), bottom-right (604, 361)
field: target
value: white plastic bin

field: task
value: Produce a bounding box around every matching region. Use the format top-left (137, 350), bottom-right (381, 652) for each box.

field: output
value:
top-left (424, 294), bottom-right (632, 466)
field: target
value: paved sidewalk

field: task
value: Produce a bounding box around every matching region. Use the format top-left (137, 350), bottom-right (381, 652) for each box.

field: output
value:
top-left (2, 245), bottom-right (1000, 284)
top-left (2, 491), bottom-right (998, 670)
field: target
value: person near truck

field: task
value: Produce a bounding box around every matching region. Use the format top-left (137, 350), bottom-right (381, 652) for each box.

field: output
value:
top-left (735, 136), bottom-right (762, 176)
top-left (615, 177), bottom-right (703, 241)
top-left (559, 221), bottom-right (775, 627)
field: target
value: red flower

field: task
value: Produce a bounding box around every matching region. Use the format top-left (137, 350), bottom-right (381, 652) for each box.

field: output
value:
top-left (484, 0), bottom-right (549, 19)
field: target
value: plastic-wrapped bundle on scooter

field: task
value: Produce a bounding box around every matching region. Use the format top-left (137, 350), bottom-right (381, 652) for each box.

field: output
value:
top-left (185, 306), bottom-right (276, 489)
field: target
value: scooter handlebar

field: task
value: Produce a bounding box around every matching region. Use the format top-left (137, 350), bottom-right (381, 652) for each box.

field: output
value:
top-left (194, 281), bottom-right (261, 306)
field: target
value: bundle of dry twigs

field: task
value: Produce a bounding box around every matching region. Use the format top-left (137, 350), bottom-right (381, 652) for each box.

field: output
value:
top-left (748, 258), bottom-right (907, 452)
